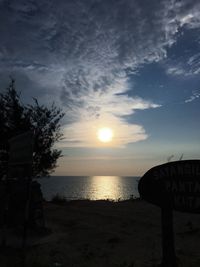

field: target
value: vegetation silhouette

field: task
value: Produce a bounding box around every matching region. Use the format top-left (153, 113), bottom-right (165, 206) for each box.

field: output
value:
top-left (0, 78), bottom-right (64, 178)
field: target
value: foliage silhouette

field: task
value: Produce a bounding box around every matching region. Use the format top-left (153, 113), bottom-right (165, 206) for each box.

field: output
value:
top-left (0, 79), bottom-right (64, 178)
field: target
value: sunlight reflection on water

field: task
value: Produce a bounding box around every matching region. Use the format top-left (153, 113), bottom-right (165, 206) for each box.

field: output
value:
top-left (87, 176), bottom-right (124, 200)
top-left (39, 176), bottom-right (140, 201)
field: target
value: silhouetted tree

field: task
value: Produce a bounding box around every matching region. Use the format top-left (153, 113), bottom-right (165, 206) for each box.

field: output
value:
top-left (0, 79), bottom-right (64, 178)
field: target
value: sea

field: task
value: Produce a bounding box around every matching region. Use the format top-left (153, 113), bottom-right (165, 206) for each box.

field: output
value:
top-left (38, 176), bottom-right (140, 201)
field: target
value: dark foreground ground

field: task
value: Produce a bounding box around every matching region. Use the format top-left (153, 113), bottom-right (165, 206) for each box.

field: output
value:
top-left (1, 199), bottom-right (200, 267)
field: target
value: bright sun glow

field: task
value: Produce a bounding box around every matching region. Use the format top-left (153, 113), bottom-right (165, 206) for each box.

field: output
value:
top-left (97, 127), bottom-right (113, 143)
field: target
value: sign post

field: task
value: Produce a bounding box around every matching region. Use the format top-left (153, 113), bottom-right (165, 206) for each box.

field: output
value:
top-left (0, 144), bottom-right (8, 248)
top-left (138, 160), bottom-right (200, 267)
top-left (8, 131), bottom-right (33, 266)
top-left (161, 208), bottom-right (176, 267)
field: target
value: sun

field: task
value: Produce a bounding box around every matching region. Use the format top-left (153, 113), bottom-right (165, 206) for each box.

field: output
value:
top-left (97, 127), bottom-right (113, 143)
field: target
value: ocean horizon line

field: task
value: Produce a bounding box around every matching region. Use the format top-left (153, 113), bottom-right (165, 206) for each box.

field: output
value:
top-left (49, 175), bottom-right (141, 178)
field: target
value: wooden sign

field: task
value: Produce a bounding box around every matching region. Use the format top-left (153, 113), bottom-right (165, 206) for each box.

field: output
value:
top-left (138, 160), bottom-right (200, 267)
top-left (8, 131), bottom-right (33, 178)
top-left (138, 160), bottom-right (200, 213)
top-left (9, 132), bottom-right (33, 165)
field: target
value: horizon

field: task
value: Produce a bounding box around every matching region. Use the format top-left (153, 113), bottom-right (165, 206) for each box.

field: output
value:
top-left (45, 175), bottom-right (141, 178)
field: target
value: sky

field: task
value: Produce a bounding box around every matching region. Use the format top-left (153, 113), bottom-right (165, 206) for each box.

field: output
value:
top-left (0, 0), bottom-right (200, 176)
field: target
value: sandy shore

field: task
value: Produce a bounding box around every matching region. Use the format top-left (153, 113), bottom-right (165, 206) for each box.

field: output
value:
top-left (1, 199), bottom-right (200, 267)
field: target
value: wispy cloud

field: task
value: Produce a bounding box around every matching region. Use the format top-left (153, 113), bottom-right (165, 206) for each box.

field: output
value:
top-left (166, 66), bottom-right (186, 76)
top-left (0, 0), bottom-right (200, 147)
top-left (185, 91), bottom-right (200, 103)
top-left (166, 53), bottom-right (200, 77)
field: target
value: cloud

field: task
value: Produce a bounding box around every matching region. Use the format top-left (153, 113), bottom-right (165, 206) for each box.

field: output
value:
top-left (59, 77), bottom-right (160, 147)
top-left (166, 66), bottom-right (186, 76)
top-left (0, 0), bottom-right (200, 147)
top-left (166, 53), bottom-right (200, 77)
top-left (60, 96), bottom-right (159, 147)
top-left (185, 91), bottom-right (200, 103)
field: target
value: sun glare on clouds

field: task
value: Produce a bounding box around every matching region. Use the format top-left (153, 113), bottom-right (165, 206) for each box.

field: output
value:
top-left (59, 78), bottom-right (159, 148)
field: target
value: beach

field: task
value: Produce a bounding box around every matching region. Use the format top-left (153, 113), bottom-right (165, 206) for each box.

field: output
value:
top-left (2, 199), bottom-right (200, 267)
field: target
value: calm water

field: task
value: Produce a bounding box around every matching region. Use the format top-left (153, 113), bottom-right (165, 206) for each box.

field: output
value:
top-left (38, 176), bottom-right (140, 201)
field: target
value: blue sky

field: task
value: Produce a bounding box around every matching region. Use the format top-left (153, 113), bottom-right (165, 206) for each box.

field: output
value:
top-left (0, 0), bottom-right (200, 175)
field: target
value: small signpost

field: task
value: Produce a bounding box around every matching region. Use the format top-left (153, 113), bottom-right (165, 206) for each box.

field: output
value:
top-left (9, 131), bottom-right (33, 178)
top-left (8, 131), bottom-right (34, 267)
top-left (2, 132), bottom-right (33, 247)
top-left (138, 160), bottom-right (200, 267)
